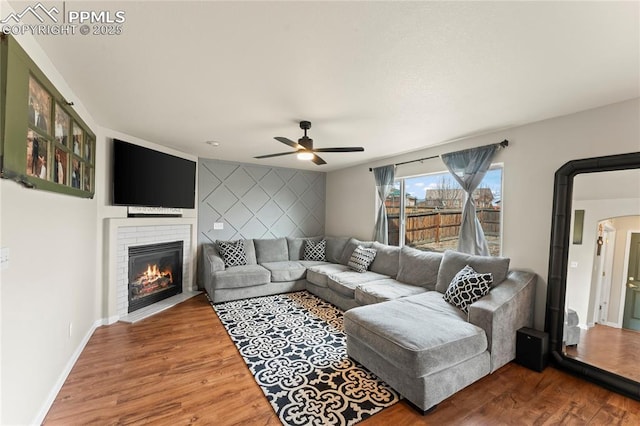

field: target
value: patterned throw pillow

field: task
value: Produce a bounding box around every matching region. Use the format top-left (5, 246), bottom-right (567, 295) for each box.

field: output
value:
top-left (443, 265), bottom-right (493, 314)
top-left (216, 240), bottom-right (247, 267)
top-left (348, 245), bottom-right (377, 273)
top-left (304, 239), bottom-right (326, 261)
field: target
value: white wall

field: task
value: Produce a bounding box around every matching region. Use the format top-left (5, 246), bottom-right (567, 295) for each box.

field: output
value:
top-left (0, 13), bottom-right (199, 423)
top-left (0, 24), bottom-right (100, 424)
top-left (326, 98), bottom-right (640, 330)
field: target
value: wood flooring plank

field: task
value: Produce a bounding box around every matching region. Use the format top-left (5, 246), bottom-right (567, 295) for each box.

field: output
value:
top-left (44, 294), bottom-right (640, 425)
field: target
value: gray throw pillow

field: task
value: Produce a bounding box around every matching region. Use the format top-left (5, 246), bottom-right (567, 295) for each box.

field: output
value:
top-left (216, 240), bottom-right (247, 267)
top-left (435, 250), bottom-right (510, 293)
top-left (443, 265), bottom-right (493, 314)
top-left (370, 242), bottom-right (401, 277)
top-left (348, 245), bottom-right (377, 273)
top-left (396, 246), bottom-right (443, 290)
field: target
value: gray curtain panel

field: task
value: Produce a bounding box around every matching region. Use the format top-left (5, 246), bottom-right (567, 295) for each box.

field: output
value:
top-left (441, 145), bottom-right (497, 255)
top-left (372, 165), bottom-right (395, 244)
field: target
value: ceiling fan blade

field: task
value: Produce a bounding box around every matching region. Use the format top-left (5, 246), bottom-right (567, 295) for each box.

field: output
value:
top-left (313, 147), bottom-right (365, 153)
top-left (312, 154), bottom-right (327, 165)
top-left (274, 137), bottom-right (302, 150)
top-left (254, 151), bottom-right (296, 159)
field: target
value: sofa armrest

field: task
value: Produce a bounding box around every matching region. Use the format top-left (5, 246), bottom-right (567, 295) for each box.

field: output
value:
top-left (201, 243), bottom-right (225, 292)
top-left (468, 270), bottom-right (536, 372)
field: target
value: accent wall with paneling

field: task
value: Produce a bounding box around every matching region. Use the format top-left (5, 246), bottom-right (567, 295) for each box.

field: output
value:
top-left (198, 159), bottom-right (326, 246)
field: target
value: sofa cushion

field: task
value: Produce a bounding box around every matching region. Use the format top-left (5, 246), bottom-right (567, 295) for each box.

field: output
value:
top-left (406, 291), bottom-right (469, 318)
top-left (370, 242), bottom-right (400, 278)
top-left (287, 236), bottom-right (322, 261)
top-left (396, 246), bottom-right (443, 290)
top-left (340, 238), bottom-right (374, 266)
top-left (325, 236), bottom-right (350, 264)
top-left (298, 260), bottom-right (330, 268)
top-left (216, 240), bottom-right (247, 267)
top-left (306, 263), bottom-right (351, 287)
top-left (348, 245), bottom-right (377, 273)
top-left (327, 270), bottom-right (389, 298)
top-left (355, 279), bottom-right (427, 305)
top-left (443, 265), bottom-right (493, 314)
top-left (344, 293), bottom-right (487, 377)
top-left (243, 239), bottom-right (258, 265)
top-left (304, 239), bottom-right (326, 261)
top-left (435, 250), bottom-right (510, 293)
top-left (261, 261), bottom-right (307, 282)
top-left (254, 238), bottom-right (289, 263)
top-left (213, 264), bottom-right (270, 289)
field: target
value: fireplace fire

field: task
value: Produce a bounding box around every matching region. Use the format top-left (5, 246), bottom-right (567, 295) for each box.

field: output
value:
top-left (130, 264), bottom-right (173, 298)
top-left (128, 241), bottom-right (183, 313)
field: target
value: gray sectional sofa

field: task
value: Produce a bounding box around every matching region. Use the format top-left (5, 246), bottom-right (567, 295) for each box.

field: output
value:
top-left (200, 236), bottom-right (536, 412)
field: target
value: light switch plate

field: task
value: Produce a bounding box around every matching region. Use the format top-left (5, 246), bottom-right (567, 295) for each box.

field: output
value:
top-left (213, 222), bottom-right (224, 230)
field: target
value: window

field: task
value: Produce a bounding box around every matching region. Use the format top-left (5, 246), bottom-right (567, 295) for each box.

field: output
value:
top-left (385, 166), bottom-right (503, 256)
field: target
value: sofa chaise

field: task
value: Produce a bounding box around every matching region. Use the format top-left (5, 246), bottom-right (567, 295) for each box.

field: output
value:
top-left (200, 236), bottom-right (536, 412)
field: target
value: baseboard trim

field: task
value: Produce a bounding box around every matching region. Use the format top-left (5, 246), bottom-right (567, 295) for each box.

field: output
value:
top-left (32, 319), bottom-right (102, 425)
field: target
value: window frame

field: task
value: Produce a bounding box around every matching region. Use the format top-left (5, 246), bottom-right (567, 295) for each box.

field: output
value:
top-left (386, 164), bottom-right (504, 255)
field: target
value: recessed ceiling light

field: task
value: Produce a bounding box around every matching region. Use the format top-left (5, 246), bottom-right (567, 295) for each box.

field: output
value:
top-left (205, 141), bottom-right (220, 147)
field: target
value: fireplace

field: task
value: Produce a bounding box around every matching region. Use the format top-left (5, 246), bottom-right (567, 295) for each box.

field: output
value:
top-left (128, 241), bottom-right (183, 313)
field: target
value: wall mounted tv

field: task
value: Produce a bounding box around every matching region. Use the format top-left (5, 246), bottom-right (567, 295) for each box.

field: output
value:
top-left (112, 139), bottom-right (196, 209)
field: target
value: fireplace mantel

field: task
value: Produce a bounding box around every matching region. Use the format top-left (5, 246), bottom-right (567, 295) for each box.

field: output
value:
top-left (105, 216), bottom-right (198, 323)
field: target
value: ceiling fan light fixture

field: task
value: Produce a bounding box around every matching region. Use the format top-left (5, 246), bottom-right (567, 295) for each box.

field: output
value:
top-left (297, 151), bottom-right (314, 161)
top-left (255, 120), bottom-right (363, 166)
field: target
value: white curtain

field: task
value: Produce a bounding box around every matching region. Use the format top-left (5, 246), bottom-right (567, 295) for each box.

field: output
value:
top-left (441, 145), bottom-right (498, 255)
top-left (372, 165), bottom-right (395, 244)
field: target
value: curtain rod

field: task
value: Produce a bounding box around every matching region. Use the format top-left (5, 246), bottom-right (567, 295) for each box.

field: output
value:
top-left (368, 139), bottom-right (509, 172)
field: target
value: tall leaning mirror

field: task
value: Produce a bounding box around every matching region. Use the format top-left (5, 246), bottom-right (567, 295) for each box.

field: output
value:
top-left (546, 152), bottom-right (640, 399)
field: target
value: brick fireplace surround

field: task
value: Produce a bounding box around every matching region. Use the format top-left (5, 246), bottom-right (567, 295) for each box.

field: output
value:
top-left (105, 217), bottom-right (199, 323)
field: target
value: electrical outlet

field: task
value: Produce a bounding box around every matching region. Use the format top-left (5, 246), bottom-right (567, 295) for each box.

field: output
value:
top-left (213, 222), bottom-right (224, 230)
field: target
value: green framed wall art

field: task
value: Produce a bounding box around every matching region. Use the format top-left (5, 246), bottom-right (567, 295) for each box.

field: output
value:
top-left (0, 34), bottom-right (95, 198)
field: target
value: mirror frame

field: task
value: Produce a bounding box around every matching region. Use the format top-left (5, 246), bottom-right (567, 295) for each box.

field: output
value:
top-left (546, 151), bottom-right (640, 400)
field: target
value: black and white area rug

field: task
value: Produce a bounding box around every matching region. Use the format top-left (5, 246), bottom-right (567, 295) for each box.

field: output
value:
top-left (211, 291), bottom-right (400, 426)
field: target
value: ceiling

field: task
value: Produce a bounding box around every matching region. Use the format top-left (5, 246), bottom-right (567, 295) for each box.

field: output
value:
top-left (12, 1), bottom-right (640, 171)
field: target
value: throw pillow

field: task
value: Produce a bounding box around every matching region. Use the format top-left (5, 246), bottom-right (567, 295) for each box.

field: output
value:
top-left (304, 239), bottom-right (326, 261)
top-left (216, 240), bottom-right (247, 267)
top-left (443, 265), bottom-right (493, 314)
top-left (348, 245), bottom-right (377, 273)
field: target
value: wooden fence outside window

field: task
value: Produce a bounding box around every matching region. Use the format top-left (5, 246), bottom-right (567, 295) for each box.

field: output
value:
top-left (387, 208), bottom-right (500, 248)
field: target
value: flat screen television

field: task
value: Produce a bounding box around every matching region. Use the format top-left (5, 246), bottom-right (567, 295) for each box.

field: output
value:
top-left (112, 139), bottom-right (196, 209)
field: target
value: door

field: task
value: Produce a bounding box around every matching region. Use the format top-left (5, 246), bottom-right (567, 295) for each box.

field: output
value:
top-left (622, 233), bottom-right (640, 331)
top-left (596, 228), bottom-right (615, 324)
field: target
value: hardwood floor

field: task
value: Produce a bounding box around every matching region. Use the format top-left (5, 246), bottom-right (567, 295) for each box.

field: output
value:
top-left (44, 294), bottom-right (640, 425)
top-left (565, 324), bottom-right (640, 382)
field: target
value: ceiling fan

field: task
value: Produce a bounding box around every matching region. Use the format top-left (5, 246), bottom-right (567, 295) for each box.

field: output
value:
top-left (254, 121), bottom-right (364, 165)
